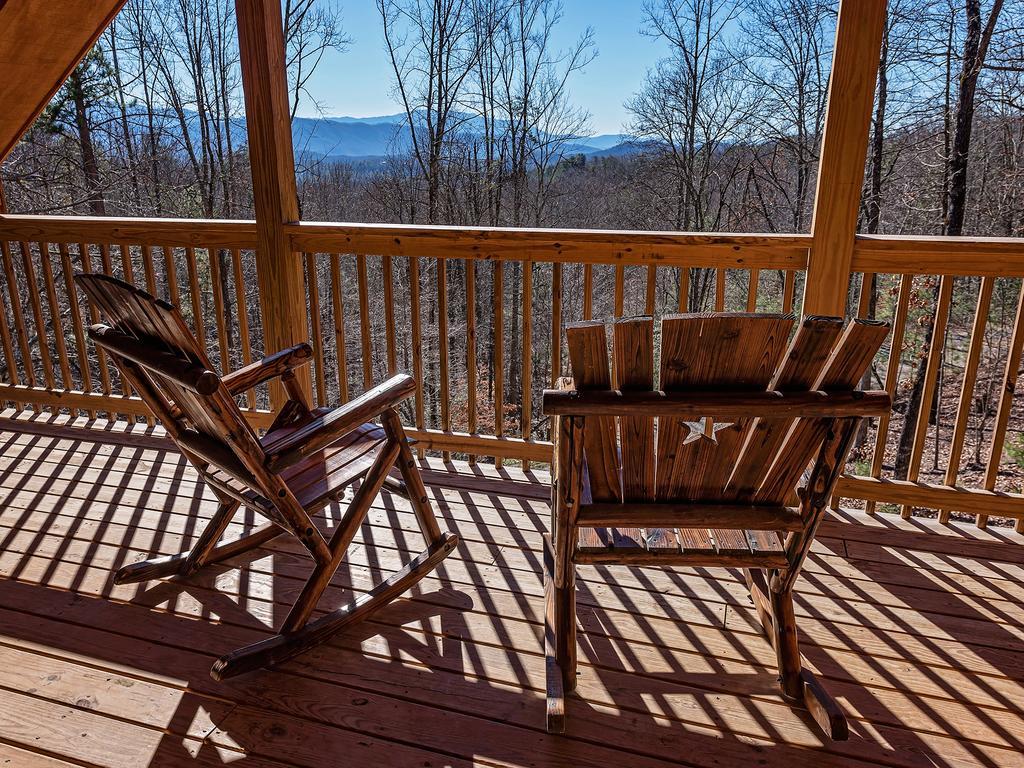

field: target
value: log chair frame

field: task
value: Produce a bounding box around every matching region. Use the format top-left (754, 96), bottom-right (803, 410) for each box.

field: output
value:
top-left (75, 273), bottom-right (458, 680)
top-left (541, 314), bottom-right (891, 739)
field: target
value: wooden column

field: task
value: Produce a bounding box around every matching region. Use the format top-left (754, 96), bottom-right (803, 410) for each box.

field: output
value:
top-left (802, 0), bottom-right (886, 316)
top-left (235, 0), bottom-right (311, 404)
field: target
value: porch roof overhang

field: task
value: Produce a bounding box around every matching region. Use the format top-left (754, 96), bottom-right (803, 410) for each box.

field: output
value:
top-left (0, 1), bottom-right (128, 163)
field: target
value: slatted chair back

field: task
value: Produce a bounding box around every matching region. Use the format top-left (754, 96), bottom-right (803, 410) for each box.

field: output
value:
top-left (75, 273), bottom-right (257, 453)
top-left (562, 313), bottom-right (889, 555)
top-left (70, 272), bottom-right (314, 549)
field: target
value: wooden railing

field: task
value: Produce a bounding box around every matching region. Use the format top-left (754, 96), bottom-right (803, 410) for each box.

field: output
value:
top-left (2, 213), bottom-right (1024, 532)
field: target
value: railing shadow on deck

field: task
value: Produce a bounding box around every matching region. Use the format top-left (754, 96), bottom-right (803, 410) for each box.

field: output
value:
top-left (1, 423), bottom-right (1024, 766)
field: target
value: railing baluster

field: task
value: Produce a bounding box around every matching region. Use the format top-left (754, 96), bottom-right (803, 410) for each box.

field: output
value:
top-left (521, 260), bottom-right (533, 469)
top-left (583, 263), bottom-right (593, 320)
top-left (19, 241), bottom-right (55, 392)
top-left (981, 281), bottom-right (1024, 531)
top-left (857, 273), bottom-right (875, 317)
top-left (78, 244), bottom-right (113, 412)
top-left (356, 254), bottom-right (373, 391)
top-left (141, 246), bottom-right (162, 422)
top-left (867, 273), bottom-right (911, 514)
top-left (715, 267), bottom-right (725, 311)
top-left (232, 248), bottom-right (256, 411)
top-left (326, 253), bottom-right (349, 404)
top-left (304, 252), bottom-right (327, 407)
top-left (645, 265), bottom-right (656, 315)
top-left (902, 276), bottom-right (953, 518)
top-left (116, 242), bottom-right (143, 422)
top-left (118, 242), bottom-right (135, 283)
top-left (142, 245), bottom-right (158, 294)
top-left (209, 247), bottom-right (232, 376)
top-left (437, 257), bottom-right (450, 460)
top-left (3, 239), bottom-right (37, 405)
top-left (466, 259), bottom-right (477, 463)
top-left (383, 255), bottom-right (397, 376)
top-left (493, 260), bottom-right (504, 466)
top-left (163, 245), bottom-right (180, 305)
top-left (0, 238), bottom-right (23, 409)
top-left (184, 246), bottom-right (207, 350)
top-left (746, 268), bottom-right (760, 312)
top-left (551, 262), bottom-right (562, 386)
top-left (99, 243), bottom-right (114, 274)
top-left (39, 242), bottom-right (73, 392)
top-left (678, 266), bottom-right (689, 312)
top-left (409, 256), bottom-right (425, 452)
top-left (61, 243), bottom-right (93, 419)
top-left (614, 265), bottom-right (624, 317)
top-left (941, 276), bottom-right (993, 524)
top-left (782, 270), bottom-right (796, 314)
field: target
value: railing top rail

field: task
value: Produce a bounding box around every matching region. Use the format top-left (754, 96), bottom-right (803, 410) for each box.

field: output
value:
top-left (0, 214), bottom-right (257, 248)
top-left (287, 221), bottom-right (809, 268)
top-left (852, 234), bottom-right (1024, 276)
top-left (2, 213), bottom-right (1023, 275)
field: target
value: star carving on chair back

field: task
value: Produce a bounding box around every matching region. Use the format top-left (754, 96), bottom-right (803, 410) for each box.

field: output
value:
top-left (681, 416), bottom-right (734, 445)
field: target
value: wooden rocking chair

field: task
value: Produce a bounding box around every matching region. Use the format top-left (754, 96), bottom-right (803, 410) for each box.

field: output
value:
top-left (75, 273), bottom-right (458, 680)
top-left (542, 313), bottom-right (891, 738)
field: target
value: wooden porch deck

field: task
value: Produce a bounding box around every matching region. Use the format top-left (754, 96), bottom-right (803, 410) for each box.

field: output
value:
top-left (1, 413), bottom-right (1023, 768)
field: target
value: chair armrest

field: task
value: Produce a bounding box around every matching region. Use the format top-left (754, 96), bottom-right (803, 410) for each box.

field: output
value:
top-left (263, 373), bottom-right (417, 472)
top-left (223, 343), bottom-right (313, 396)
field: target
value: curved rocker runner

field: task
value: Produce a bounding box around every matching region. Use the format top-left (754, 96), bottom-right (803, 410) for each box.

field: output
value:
top-left (75, 273), bottom-right (458, 680)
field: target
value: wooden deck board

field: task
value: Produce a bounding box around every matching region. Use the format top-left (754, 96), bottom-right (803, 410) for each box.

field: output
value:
top-left (1, 417), bottom-right (1023, 766)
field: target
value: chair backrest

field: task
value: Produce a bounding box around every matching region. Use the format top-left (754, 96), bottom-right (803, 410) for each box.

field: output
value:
top-left (565, 313), bottom-right (889, 506)
top-left (75, 273), bottom-right (262, 481)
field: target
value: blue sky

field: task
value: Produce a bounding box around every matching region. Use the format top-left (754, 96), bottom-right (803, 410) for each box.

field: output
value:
top-left (297, 1), bottom-right (670, 135)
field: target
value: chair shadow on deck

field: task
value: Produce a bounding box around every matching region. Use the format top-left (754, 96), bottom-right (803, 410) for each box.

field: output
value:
top-left (2, 424), bottom-right (1024, 766)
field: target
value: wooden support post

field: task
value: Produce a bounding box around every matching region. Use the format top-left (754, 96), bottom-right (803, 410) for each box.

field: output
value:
top-left (802, 0), bottom-right (886, 316)
top-left (235, 0), bottom-right (311, 406)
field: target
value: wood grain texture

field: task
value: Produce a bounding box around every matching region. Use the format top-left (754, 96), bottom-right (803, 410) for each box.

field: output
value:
top-left (566, 322), bottom-right (621, 503)
top-left (0, 2), bottom-right (128, 161)
top-left (726, 316), bottom-right (844, 500)
top-left (613, 317), bottom-right (655, 548)
top-left (235, 0), bottom-right (311, 406)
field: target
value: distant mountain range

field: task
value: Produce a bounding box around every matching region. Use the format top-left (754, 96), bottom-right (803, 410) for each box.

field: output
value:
top-left (82, 104), bottom-right (641, 166)
top-left (289, 112), bottom-right (637, 163)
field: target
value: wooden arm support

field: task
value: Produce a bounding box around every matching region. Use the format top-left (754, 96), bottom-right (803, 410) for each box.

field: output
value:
top-left (222, 342), bottom-right (314, 396)
top-left (542, 388), bottom-right (891, 419)
top-left (263, 373), bottom-right (417, 472)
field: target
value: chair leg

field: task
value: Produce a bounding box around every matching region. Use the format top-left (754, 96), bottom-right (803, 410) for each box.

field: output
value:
top-left (745, 569), bottom-right (849, 741)
top-left (211, 438), bottom-right (460, 681)
top-left (114, 498), bottom-right (243, 585)
top-left (543, 535), bottom-right (576, 734)
top-left (282, 441), bottom-right (401, 634)
top-left (381, 408), bottom-right (442, 544)
top-left (769, 587), bottom-right (804, 703)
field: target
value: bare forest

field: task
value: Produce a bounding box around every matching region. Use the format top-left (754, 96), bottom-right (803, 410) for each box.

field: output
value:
top-left (2, 0), bottom-right (1024, 512)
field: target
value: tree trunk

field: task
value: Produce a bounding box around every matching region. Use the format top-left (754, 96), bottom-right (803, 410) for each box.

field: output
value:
top-left (70, 69), bottom-right (106, 217)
